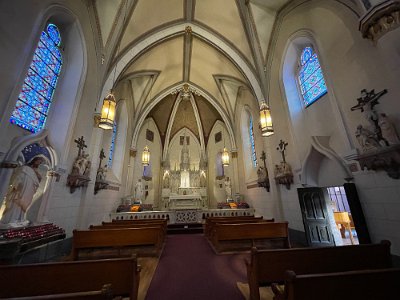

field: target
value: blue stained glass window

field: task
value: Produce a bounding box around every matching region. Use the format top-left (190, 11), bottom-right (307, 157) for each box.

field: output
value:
top-left (249, 116), bottom-right (258, 168)
top-left (298, 47), bottom-right (327, 107)
top-left (108, 122), bottom-right (117, 167)
top-left (10, 23), bottom-right (62, 133)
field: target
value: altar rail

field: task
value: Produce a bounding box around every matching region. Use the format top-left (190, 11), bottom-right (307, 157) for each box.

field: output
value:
top-left (110, 208), bottom-right (255, 224)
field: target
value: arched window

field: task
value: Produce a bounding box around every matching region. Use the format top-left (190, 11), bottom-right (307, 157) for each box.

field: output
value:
top-left (10, 23), bottom-right (63, 133)
top-left (108, 122), bottom-right (117, 167)
top-left (298, 47), bottom-right (327, 107)
top-left (249, 116), bottom-right (258, 168)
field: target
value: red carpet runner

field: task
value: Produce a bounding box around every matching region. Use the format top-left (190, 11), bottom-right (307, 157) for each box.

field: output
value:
top-left (145, 234), bottom-right (247, 300)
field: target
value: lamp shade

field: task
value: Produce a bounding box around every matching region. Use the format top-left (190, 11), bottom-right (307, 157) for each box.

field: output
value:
top-left (260, 101), bottom-right (274, 137)
top-left (222, 147), bottom-right (230, 166)
top-left (142, 146), bottom-right (150, 166)
top-left (99, 92), bottom-right (117, 130)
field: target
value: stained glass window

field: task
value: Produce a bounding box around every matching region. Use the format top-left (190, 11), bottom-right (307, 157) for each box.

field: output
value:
top-left (108, 122), bottom-right (117, 167)
top-left (10, 23), bottom-right (63, 133)
top-left (298, 47), bottom-right (327, 107)
top-left (249, 116), bottom-right (258, 168)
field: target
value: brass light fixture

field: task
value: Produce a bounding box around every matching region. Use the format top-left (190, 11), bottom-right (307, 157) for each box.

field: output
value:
top-left (142, 145), bottom-right (150, 166)
top-left (222, 147), bottom-right (230, 166)
top-left (98, 0), bottom-right (128, 130)
top-left (260, 101), bottom-right (274, 137)
top-left (99, 92), bottom-right (117, 130)
top-left (221, 130), bottom-right (230, 166)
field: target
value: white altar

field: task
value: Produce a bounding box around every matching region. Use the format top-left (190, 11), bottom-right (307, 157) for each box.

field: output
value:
top-left (168, 194), bottom-right (202, 210)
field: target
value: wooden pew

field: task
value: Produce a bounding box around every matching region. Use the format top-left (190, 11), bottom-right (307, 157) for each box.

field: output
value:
top-left (0, 256), bottom-right (140, 300)
top-left (211, 222), bottom-right (290, 253)
top-left (91, 220), bottom-right (167, 237)
top-left (72, 227), bottom-right (164, 259)
top-left (205, 216), bottom-right (266, 238)
top-left (246, 240), bottom-right (392, 300)
top-left (1, 284), bottom-right (113, 300)
top-left (91, 223), bottom-right (166, 245)
top-left (272, 268), bottom-right (400, 300)
top-left (111, 218), bottom-right (168, 224)
top-left (208, 219), bottom-right (275, 241)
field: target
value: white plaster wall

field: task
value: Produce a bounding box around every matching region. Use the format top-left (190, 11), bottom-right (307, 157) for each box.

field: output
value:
top-left (207, 122), bottom-right (233, 207)
top-left (0, 1), bottom-right (129, 236)
top-left (267, 0), bottom-right (400, 253)
top-left (133, 118), bottom-right (162, 207)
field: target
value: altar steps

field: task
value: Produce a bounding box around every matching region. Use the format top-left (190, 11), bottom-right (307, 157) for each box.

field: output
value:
top-left (167, 223), bottom-right (204, 235)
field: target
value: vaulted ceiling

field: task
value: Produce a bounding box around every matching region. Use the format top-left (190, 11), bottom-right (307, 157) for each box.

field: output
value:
top-left (90, 0), bottom-right (291, 148)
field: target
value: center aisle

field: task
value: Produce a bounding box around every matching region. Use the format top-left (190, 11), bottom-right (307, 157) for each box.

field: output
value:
top-left (145, 234), bottom-right (247, 300)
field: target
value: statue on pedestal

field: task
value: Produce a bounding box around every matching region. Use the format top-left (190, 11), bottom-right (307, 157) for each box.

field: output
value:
top-left (135, 179), bottom-right (144, 203)
top-left (0, 157), bottom-right (45, 226)
top-left (224, 177), bottom-right (232, 200)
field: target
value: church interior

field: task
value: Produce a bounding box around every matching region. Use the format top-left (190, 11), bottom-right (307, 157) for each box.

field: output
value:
top-left (1, 0), bottom-right (400, 299)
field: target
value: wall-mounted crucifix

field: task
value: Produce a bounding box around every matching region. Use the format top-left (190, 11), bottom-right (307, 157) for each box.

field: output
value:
top-left (277, 139), bottom-right (288, 163)
top-left (74, 136), bottom-right (87, 157)
top-left (274, 139), bottom-right (293, 190)
top-left (257, 151), bottom-right (270, 192)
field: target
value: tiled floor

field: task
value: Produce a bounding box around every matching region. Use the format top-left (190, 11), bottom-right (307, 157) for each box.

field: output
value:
top-left (341, 229), bottom-right (359, 245)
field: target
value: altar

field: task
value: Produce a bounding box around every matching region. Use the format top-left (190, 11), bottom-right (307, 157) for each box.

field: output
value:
top-left (168, 194), bottom-right (202, 210)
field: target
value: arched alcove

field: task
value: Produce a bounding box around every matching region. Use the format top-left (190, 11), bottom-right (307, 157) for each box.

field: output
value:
top-left (301, 136), bottom-right (353, 187)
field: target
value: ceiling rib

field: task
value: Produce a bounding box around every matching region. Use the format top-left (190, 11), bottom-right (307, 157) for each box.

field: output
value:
top-left (236, 0), bottom-right (267, 99)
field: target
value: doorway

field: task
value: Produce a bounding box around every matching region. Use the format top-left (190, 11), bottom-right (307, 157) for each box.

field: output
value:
top-left (327, 186), bottom-right (359, 245)
top-left (298, 183), bottom-right (370, 247)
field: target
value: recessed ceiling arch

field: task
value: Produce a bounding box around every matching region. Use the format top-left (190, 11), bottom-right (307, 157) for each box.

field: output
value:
top-left (131, 82), bottom-right (237, 153)
top-left (99, 22), bottom-right (264, 111)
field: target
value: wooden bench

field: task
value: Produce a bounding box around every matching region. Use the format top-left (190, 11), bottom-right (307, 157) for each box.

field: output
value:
top-left (0, 256), bottom-right (140, 300)
top-left (1, 284), bottom-right (113, 300)
top-left (208, 219), bottom-right (275, 241)
top-left (246, 240), bottom-right (392, 300)
top-left (72, 227), bottom-right (164, 259)
top-left (211, 222), bottom-right (290, 252)
top-left (91, 220), bottom-right (167, 237)
top-left (272, 268), bottom-right (400, 300)
top-left (205, 216), bottom-right (266, 238)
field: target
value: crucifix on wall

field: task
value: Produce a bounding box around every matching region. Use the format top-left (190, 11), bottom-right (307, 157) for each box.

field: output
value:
top-left (74, 136), bottom-right (87, 157)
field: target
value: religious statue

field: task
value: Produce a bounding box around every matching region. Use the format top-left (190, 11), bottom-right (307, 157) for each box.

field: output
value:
top-left (355, 125), bottom-right (381, 152)
top-left (274, 140), bottom-right (294, 189)
top-left (257, 166), bottom-right (267, 183)
top-left (67, 136), bottom-right (91, 193)
top-left (224, 177), bottom-right (232, 199)
top-left (350, 88), bottom-right (399, 150)
top-left (135, 179), bottom-right (144, 203)
top-left (96, 165), bottom-right (107, 182)
top-left (200, 173), bottom-right (207, 187)
top-left (163, 173), bottom-right (170, 188)
top-left (72, 152), bottom-right (91, 177)
top-left (378, 113), bottom-right (400, 145)
top-left (0, 157), bottom-right (45, 225)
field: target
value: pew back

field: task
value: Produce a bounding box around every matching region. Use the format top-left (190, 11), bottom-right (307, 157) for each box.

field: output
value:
top-left (247, 241), bottom-right (392, 300)
top-left (205, 217), bottom-right (266, 237)
top-left (72, 227), bottom-right (162, 259)
top-left (212, 222), bottom-right (290, 253)
top-left (281, 268), bottom-right (400, 300)
top-left (0, 257), bottom-right (140, 300)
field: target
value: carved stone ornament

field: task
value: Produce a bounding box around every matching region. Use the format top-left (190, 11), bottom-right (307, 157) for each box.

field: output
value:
top-left (356, 144), bottom-right (400, 179)
top-left (67, 136), bottom-right (91, 193)
top-left (94, 149), bottom-right (109, 194)
top-left (274, 140), bottom-right (294, 190)
top-left (359, 1), bottom-right (400, 43)
top-left (351, 88), bottom-right (400, 178)
top-left (258, 151), bottom-right (270, 192)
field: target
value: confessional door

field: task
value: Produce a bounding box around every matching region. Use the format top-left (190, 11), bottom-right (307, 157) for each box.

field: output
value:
top-left (297, 187), bottom-right (335, 247)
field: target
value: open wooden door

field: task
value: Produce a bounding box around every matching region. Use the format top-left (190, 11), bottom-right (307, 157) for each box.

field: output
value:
top-left (297, 187), bottom-right (335, 247)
